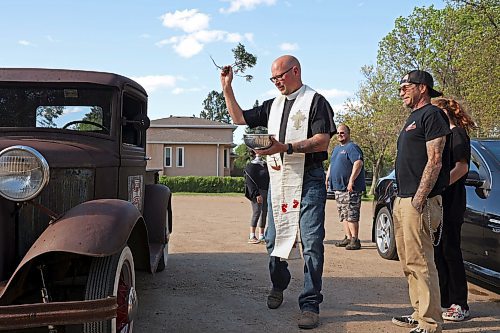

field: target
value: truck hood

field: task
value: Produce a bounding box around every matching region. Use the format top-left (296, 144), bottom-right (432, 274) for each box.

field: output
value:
top-left (0, 138), bottom-right (119, 168)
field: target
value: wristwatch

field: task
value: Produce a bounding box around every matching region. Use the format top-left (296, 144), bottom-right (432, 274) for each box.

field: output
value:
top-left (286, 143), bottom-right (293, 155)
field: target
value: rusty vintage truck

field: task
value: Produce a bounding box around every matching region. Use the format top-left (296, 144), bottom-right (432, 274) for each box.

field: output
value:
top-left (0, 68), bottom-right (172, 332)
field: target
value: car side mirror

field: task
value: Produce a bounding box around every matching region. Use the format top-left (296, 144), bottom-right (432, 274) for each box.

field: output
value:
top-left (465, 170), bottom-right (484, 188)
top-left (122, 114), bottom-right (150, 130)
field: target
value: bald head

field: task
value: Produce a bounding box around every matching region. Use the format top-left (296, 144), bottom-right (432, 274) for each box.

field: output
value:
top-left (271, 55), bottom-right (302, 95)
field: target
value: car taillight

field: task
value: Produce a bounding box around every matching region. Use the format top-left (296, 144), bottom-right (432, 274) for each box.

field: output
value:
top-left (0, 145), bottom-right (50, 201)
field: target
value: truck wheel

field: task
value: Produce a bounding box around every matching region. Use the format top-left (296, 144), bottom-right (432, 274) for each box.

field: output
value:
top-left (84, 246), bottom-right (137, 333)
top-left (375, 207), bottom-right (398, 260)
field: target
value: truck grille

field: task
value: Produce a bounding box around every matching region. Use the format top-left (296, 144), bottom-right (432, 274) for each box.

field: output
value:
top-left (18, 168), bottom-right (94, 256)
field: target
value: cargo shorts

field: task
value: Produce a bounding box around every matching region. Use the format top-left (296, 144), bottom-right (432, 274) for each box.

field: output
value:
top-left (334, 191), bottom-right (362, 222)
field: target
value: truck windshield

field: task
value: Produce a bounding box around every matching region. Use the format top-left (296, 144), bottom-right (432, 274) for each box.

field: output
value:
top-left (0, 86), bottom-right (113, 134)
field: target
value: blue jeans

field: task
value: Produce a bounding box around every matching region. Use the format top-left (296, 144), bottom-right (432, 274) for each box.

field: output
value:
top-left (265, 166), bottom-right (326, 313)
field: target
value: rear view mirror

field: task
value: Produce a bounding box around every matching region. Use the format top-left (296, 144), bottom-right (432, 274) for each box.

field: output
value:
top-left (465, 170), bottom-right (484, 188)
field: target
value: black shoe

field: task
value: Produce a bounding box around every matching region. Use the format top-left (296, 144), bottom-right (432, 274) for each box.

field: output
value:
top-left (298, 311), bottom-right (319, 329)
top-left (267, 289), bottom-right (283, 309)
top-left (334, 236), bottom-right (350, 247)
top-left (409, 328), bottom-right (430, 333)
top-left (391, 315), bottom-right (418, 328)
top-left (345, 238), bottom-right (361, 250)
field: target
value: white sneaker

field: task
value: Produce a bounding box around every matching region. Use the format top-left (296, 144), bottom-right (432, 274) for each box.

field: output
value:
top-left (442, 304), bottom-right (470, 321)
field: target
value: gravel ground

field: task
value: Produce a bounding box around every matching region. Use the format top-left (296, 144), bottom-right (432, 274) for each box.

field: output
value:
top-left (135, 195), bottom-right (500, 333)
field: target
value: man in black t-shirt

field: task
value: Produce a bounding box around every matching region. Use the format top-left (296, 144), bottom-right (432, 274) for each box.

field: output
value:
top-left (220, 55), bottom-right (336, 330)
top-left (391, 70), bottom-right (450, 333)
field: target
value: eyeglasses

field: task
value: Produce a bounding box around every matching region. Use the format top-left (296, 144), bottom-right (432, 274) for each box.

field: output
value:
top-left (399, 83), bottom-right (416, 93)
top-left (337, 132), bottom-right (345, 135)
top-left (269, 67), bottom-right (294, 83)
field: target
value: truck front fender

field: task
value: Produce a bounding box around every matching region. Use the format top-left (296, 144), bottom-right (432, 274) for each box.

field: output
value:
top-left (30, 199), bottom-right (142, 257)
top-left (0, 199), bottom-right (145, 301)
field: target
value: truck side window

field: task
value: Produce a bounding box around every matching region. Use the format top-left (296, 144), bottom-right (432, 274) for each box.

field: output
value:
top-left (122, 93), bottom-right (145, 147)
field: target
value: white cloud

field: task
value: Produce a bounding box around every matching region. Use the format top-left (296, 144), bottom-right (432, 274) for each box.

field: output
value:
top-left (263, 89), bottom-right (279, 98)
top-left (158, 8), bottom-right (253, 58)
top-left (330, 103), bottom-right (349, 115)
top-left (279, 42), bottom-right (299, 51)
top-left (262, 88), bottom-right (352, 108)
top-left (191, 30), bottom-right (226, 43)
top-left (46, 35), bottom-right (59, 43)
top-left (132, 75), bottom-right (178, 92)
top-left (161, 9), bottom-right (210, 33)
top-left (172, 87), bottom-right (203, 95)
top-left (173, 36), bottom-right (204, 58)
top-left (244, 33), bottom-right (254, 43)
top-left (157, 30), bottom-right (251, 58)
top-left (18, 40), bottom-right (34, 46)
top-left (316, 88), bottom-right (351, 99)
top-left (220, 0), bottom-right (277, 14)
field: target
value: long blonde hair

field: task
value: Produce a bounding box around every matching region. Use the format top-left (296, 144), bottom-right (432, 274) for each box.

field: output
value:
top-left (432, 98), bottom-right (477, 134)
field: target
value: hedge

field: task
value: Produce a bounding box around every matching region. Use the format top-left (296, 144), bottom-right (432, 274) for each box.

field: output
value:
top-left (159, 176), bottom-right (245, 193)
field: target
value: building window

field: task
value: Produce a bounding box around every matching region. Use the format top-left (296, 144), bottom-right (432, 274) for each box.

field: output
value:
top-left (224, 149), bottom-right (229, 168)
top-left (176, 147), bottom-right (184, 167)
top-left (164, 147), bottom-right (172, 167)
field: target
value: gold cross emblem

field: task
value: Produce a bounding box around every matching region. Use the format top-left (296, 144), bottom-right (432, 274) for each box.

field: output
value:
top-left (291, 111), bottom-right (306, 130)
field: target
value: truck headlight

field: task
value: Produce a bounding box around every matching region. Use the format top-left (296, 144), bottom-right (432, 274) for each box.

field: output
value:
top-left (0, 146), bottom-right (50, 201)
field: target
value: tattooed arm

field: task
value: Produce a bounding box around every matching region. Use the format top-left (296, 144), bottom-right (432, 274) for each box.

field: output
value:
top-left (293, 133), bottom-right (330, 153)
top-left (257, 133), bottom-right (330, 156)
top-left (412, 136), bottom-right (446, 213)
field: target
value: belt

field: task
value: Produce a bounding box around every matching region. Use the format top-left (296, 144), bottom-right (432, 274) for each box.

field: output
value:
top-left (304, 162), bottom-right (323, 172)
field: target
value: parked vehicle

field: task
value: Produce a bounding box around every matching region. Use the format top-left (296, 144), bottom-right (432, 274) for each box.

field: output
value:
top-left (0, 68), bottom-right (173, 332)
top-left (372, 139), bottom-right (499, 292)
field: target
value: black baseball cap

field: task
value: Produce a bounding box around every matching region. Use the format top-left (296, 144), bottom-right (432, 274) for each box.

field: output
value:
top-left (400, 70), bottom-right (442, 97)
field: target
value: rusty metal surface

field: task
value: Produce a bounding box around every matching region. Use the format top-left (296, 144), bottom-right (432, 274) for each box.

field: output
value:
top-left (0, 199), bottom-right (141, 300)
top-left (0, 138), bottom-right (118, 168)
top-left (0, 296), bottom-right (117, 330)
top-left (0, 67), bottom-right (147, 96)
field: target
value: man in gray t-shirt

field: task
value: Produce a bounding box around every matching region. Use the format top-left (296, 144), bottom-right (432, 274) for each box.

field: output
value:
top-left (326, 124), bottom-right (365, 250)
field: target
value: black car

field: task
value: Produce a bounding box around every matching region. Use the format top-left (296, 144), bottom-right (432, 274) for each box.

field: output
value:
top-left (372, 139), bottom-right (500, 292)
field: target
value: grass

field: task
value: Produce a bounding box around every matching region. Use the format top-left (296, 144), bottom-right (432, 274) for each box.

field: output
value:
top-left (172, 192), bottom-right (244, 196)
top-left (172, 192), bottom-right (375, 201)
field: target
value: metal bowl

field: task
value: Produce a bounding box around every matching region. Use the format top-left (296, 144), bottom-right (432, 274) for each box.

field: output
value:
top-left (243, 134), bottom-right (274, 150)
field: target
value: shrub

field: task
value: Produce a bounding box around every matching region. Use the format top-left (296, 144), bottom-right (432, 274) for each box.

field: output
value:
top-left (159, 176), bottom-right (245, 193)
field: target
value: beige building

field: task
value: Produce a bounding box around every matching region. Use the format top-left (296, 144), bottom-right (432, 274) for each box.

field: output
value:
top-left (146, 116), bottom-right (237, 176)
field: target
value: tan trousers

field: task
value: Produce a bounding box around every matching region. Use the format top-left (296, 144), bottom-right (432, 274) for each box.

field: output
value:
top-left (393, 196), bottom-right (443, 333)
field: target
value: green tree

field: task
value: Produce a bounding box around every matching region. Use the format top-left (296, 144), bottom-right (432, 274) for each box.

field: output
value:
top-left (233, 143), bottom-right (251, 171)
top-left (446, 0), bottom-right (499, 136)
top-left (200, 90), bottom-right (231, 124)
top-left (36, 106), bottom-right (64, 128)
top-left (245, 100), bottom-right (268, 135)
top-left (377, 3), bottom-right (499, 137)
top-left (337, 66), bottom-right (406, 194)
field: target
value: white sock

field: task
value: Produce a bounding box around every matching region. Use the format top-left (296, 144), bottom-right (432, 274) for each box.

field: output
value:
top-left (249, 233), bottom-right (255, 239)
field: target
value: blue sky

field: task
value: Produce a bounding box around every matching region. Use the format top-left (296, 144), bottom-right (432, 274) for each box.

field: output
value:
top-left (1, 0), bottom-right (444, 143)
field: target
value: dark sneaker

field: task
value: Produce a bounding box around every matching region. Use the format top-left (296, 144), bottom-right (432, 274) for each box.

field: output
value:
top-left (298, 311), bottom-right (319, 329)
top-left (248, 237), bottom-right (260, 244)
top-left (267, 289), bottom-right (283, 309)
top-left (345, 238), bottom-right (361, 250)
top-left (334, 236), bottom-right (350, 247)
top-left (409, 328), bottom-right (430, 333)
top-left (392, 315), bottom-right (418, 328)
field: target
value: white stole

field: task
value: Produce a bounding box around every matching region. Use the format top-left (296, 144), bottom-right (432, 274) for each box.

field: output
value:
top-left (266, 85), bottom-right (315, 259)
